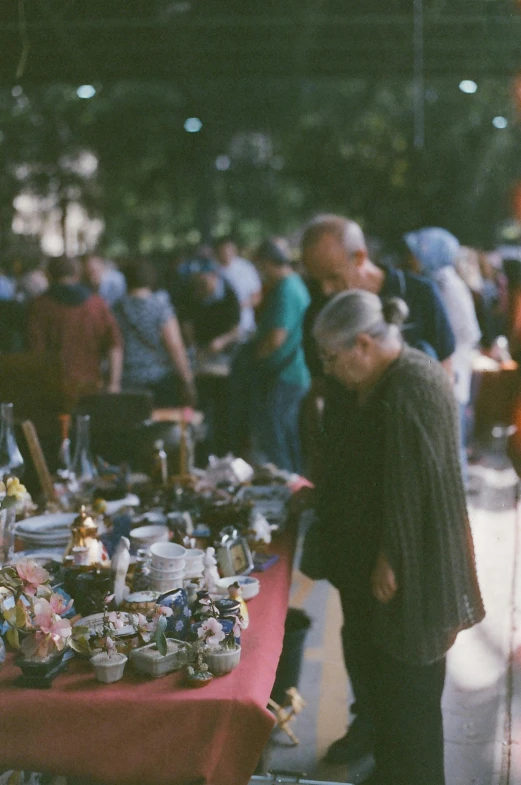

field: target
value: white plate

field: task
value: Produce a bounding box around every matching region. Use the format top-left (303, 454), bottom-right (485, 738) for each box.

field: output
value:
top-left (9, 549), bottom-right (64, 565)
top-left (74, 612), bottom-right (135, 638)
top-left (104, 494), bottom-right (140, 516)
top-left (215, 575), bottom-right (260, 600)
top-left (15, 513), bottom-right (76, 536)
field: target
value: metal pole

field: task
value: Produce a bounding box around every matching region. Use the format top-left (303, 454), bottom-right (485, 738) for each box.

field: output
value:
top-left (413, 0), bottom-right (425, 149)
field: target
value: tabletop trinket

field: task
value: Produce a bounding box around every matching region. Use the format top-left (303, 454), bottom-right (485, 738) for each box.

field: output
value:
top-left (64, 505), bottom-right (109, 568)
top-left (89, 594), bottom-right (130, 682)
top-left (227, 582), bottom-right (249, 629)
top-left (120, 590), bottom-right (160, 615)
top-left (202, 546), bottom-right (220, 592)
top-left (130, 638), bottom-right (190, 677)
top-left (215, 526), bottom-right (253, 578)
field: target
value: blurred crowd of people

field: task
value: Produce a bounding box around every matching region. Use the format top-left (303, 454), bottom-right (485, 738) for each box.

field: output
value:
top-left (0, 223), bottom-right (518, 475)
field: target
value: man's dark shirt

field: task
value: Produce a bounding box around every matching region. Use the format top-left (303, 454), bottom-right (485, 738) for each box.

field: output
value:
top-left (302, 265), bottom-right (456, 378)
top-left (183, 280), bottom-right (241, 347)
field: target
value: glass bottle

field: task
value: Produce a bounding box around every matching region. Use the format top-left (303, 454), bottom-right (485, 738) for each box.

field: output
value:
top-left (69, 414), bottom-right (97, 488)
top-left (0, 402), bottom-right (24, 479)
top-left (152, 439), bottom-right (168, 487)
top-left (57, 413), bottom-right (72, 477)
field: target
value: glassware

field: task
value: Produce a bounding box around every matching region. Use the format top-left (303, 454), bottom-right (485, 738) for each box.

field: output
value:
top-left (69, 414), bottom-right (97, 490)
top-left (151, 439), bottom-right (168, 487)
top-left (57, 414), bottom-right (72, 477)
top-left (0, 506), bottom-right (16, 564)
top-left (0, 402), bottom-right (24, 479)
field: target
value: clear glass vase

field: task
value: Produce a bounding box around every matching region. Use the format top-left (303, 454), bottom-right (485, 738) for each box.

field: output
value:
top-left (69, 414), bottom-right (98, 490)
top-left (0, 402), bottom-right (24, 479)
top-left (0, 505), bottom-right (17, 564)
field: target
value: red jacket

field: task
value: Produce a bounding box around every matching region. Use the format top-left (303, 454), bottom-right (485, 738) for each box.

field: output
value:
top-left (28, 285), bottom-right (121, 398)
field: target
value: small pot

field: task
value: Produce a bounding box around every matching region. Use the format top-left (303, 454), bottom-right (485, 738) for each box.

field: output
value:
top-left (150, 542), bottom-right (186, 571)
top-left (15, 648), bottom-right (72, 688)
top-left (205, 645), bottom-right (241, 676)
top-left (90, 651), bottom-right (127, 683)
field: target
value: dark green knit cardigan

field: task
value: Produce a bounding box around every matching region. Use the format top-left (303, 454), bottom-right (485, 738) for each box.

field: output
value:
top-left (321, 346), bottom-right (486, 666)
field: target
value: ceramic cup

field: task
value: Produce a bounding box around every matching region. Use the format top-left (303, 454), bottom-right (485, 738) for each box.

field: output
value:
top-left (150, 576), bottom-right (184, 593)
top-left (150, 542), bottom-right (186, 571)
top-left (150, 564), bottom-right (185, 580)
top-left (129, 524), bottom-right (169, 553)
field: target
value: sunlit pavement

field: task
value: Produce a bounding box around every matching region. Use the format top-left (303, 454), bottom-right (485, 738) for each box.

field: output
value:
top-left (261, 461), bottom-right (521, 785)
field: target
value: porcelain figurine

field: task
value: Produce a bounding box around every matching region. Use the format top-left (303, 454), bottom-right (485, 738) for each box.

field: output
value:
top-left (112, 536), bottom-right (131, 607)
top-left (203, 547), bottom-right (220, 594)
top-left (227, 582), bottom-right (249, 629)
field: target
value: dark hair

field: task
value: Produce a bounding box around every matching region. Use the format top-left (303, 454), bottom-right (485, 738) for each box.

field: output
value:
top-left (214, 235), bottom-right (235, 249)
top-left (123, 259), bottom-right (157, 291)
top-left (255, 238), bottom-right (290, 267)
top-left (47, 256), bottom-right (78, 282)
top-left (382, 297), bottom-right (409, 326)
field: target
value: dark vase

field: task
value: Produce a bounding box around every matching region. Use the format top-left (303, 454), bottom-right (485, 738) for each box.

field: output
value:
top-left (15, 648), bottom-right (73, 688)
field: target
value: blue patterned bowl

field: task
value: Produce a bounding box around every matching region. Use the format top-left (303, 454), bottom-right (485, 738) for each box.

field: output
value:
top-left (157, 588), bottom-right (191, 640)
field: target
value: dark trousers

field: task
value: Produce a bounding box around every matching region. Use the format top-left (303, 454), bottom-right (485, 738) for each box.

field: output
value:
top-left (340, 591), bottom-right (446, 785)
top-left (251, 379), bottom-right (308, 474)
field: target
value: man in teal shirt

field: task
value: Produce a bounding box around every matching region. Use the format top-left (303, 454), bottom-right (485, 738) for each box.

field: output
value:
top-left (251, 239), bottom-right (311, 473)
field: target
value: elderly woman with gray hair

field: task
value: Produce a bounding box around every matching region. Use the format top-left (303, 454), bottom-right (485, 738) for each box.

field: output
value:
top-left (307, 289), bottom-right (485, 785)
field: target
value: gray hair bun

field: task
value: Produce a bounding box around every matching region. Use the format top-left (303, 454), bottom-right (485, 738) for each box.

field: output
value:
top-left (382, 297), bottom-right (409, 326)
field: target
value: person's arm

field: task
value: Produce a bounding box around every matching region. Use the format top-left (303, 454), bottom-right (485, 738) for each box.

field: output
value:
top-left (255, 327), bottom-right (288, 359)
top-left (107, 345), bottom-right (123, 393)
top-left (162, 316), bottom-right (196, 405)
top-left (208, 325), bottom-right (240, 354)
top-left (441, 355), bottom-right (453, 379)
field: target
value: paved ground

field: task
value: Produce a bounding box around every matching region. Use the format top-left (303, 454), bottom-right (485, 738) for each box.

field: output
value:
top-left (260, 457), bottom-right (521, 785)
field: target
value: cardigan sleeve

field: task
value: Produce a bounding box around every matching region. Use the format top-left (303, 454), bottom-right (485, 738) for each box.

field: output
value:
top-left (375, 374), bottom-right (484, 665)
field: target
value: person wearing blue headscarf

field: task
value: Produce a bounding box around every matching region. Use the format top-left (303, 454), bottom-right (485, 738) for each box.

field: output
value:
top-left (404, 228), bottom-right (481, 484)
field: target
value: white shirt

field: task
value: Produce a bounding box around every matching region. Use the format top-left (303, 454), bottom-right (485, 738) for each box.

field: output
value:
top-left (219, 256), bottom-right (262, 336)
top-left (433, 266), bottom-right (481, 404)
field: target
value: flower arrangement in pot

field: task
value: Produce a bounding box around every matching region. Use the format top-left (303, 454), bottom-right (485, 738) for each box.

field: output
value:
top-left (90, 596), bottom-right (176, 682)
top-left (186, 596), bottom-right (244, 685)
top-left (89, 594), bottom-right (131, 683)
top-left (0, 558), bottom-right (90, 687)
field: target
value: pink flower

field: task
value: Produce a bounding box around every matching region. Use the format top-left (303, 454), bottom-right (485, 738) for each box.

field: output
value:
top-left (198, 617), bottom-right (225, 647)
top-left (104, 593), bottom-right (115, 605)
top-left (155, 606), bottom-right (173, 618)
top-left (32, 598), bottom-right (72, 644)
top-left (49, 592), bottom-right (73, 616)
top-left (15, 559), bottom-right (49, 595)
top-left (107, 611), bottom-right (125, 630)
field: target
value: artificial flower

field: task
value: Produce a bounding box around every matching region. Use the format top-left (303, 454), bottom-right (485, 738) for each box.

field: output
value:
top-left (197, 617), bottom-right (225, 647)
top-left (49, 592), bottom-right (73, 616)
top-left (15, 559), bottom-right (50, 596)
top-left (107, 611), bottom-right (126, 630)
top-left (155, 606), bottom-right (173, 618)
top-left (5, 477), bottom-right (26, 500)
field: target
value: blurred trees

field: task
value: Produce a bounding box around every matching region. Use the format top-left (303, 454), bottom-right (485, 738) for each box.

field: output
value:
top-left (0, 76), bottom-right (519, 259)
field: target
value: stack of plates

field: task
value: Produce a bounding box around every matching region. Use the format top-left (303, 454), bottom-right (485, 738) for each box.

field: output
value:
top-left (14, 513), bottom-right (76, 550)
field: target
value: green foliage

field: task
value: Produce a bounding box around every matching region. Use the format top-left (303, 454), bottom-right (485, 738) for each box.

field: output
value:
top-left (0, 77), bottom-right (519, 254)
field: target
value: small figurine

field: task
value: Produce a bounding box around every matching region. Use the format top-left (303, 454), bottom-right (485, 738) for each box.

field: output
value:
top-left (267, 688), bottom-right (307, 745)
top-left (203, 547), bottom-right (220, 594)
top-left (111, 536), bottom-right (131, 607)
top-left (227, 582), bottom-right (249, 629)
top-left (248, 511), bottom-right (272, 549)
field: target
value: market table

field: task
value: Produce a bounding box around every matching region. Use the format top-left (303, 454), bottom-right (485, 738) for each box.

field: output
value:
top-left (0, 534), bottom-right (295, 785)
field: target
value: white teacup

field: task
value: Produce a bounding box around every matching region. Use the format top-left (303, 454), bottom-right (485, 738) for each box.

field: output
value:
top-left (150, 542), bottom-right (186, 571)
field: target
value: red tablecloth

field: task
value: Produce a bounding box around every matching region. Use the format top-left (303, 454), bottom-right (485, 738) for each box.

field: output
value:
top-left (0, 536), bottom-right (294, 785)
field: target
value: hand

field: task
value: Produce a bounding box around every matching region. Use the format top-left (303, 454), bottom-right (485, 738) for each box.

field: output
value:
top-left (208, 337), bottom-right (224, 355)
top-left (371, 551), bottom-right (397, 604)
